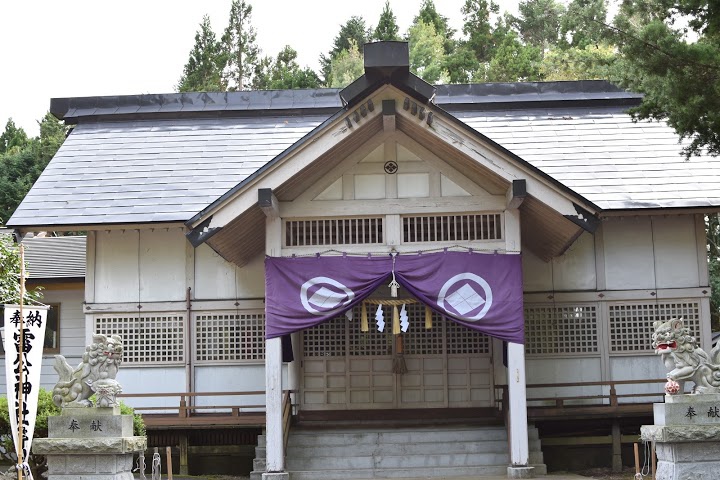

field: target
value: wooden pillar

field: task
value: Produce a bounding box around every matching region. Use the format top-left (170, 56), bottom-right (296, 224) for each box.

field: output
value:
top-left (265, 337), bottom-right (285, 472)
top-left (263, 189), bottom-right (286, 474)
top-left (507, 342), bottom-right (530, 466)
top-left (611, 420), bottom-right (622, 473)
top-left (179, 433), bottom-right (189, 475)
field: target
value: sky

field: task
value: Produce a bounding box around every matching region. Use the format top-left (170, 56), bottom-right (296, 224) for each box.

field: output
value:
top-left (0, 0), bottom-right (520, 137)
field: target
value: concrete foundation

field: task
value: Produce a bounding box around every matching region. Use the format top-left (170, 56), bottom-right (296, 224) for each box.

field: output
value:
top-left (641, 394), bottom-right (720, 480)
top-left (33, 406), bottom-right (146, 480)
top-left (507, 466), bottom-right (535, 478)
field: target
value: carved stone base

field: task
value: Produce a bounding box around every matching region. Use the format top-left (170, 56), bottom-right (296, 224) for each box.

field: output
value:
top-left (641, 394), bottom-right (720, 480)
top-left (33, 407), bottom-right (146, 480)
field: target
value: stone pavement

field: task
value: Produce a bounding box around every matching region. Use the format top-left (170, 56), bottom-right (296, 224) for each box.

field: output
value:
top-left (148, 475), bottom-right (596, 480)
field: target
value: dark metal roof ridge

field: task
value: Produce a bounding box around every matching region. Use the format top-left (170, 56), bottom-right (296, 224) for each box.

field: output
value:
top-left (51, 81), bottom-right (642, 122)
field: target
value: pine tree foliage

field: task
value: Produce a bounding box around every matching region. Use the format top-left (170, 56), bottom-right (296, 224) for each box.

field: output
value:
top-left (0, 114), bottom-right (67, 225)
top-left (414, 0), bottom-right (456, 54)
top-left (461, 0), bottom-right (500, 62)
top-left (613, 0), bottom-right (720, 157)
top-left (222, 0), bottom-right (260, 91)
top-left (408, 21), bottom-right (450, 84)
top-left (320, 16), bottom-right (372, 85)
top-left (508, 0), bottom-right (566, 50)
top-left (560, 0), bottom-right (609, 49)
top-left (177, 15), bottom-right (227, 92)
top-left (328, 41), bottom-right (365, 88)
top-left (252, 46), bottom-right (321, 90)
top-left (374, 1), bottom-right (400, 41)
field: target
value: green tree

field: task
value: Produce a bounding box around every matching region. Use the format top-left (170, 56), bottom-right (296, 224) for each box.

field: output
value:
top-left (374, 1), bottom-right (400, 41)
top-left (253, 46), bottom-right (321, 90)
top-left (408, 21), bottom-right (450, 84)
top-left (486, 29), bottom-right (543, 81)
top-left (462, 0), bottom-right (500, 62)
top-left (540, 43), bottom-right (618, 80)
top-left (414, 0), bottom-right (456, 54)
top-left (612, 0), bottom-right (720, 157)
top-left (444, 44), bottom-right (481, 83)
top-left (508, 0), bottom-right (566, 50)
top-left (221, 0), bottom-right (260, 91)
top-left (0, 114), bottom-right (67, 225)
top-left (560, 0), bottom-right (609, 49)
top-left (0, 119), bottom-right (29, 155)
top-left (0, 232), bottom-right (43, 304)
top-left (328, 42), bottom-right (365, 88)
top-left (320, 16), bottom-right (371, 85)
top-left (177, 15), bottom-right (227, 92)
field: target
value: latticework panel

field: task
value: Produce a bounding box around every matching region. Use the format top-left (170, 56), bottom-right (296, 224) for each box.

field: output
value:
top-left (195, 312), bottom-right (265, 362)
top-left (402, 305), bottom-right (444, 355)
top-left (285, 217), bottom-right (383, 247)
top-left (95, 314), bottom-right (185, 364)
top-left (402, 213), bottom-right (502, 243)
top-left (446, 319), bottom-right (491, 355)
top-left (609, 301), bottom-right (702, 353)
top-left (303, 315), bottom-right (347, 357)
top-left (525, 305), bottom-right (599, 355)
top-left (348, 306), bottom-right (393, 356)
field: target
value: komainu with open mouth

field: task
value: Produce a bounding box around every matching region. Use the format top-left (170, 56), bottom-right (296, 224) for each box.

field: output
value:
top-left (652, 318), bottom-right (720, 394)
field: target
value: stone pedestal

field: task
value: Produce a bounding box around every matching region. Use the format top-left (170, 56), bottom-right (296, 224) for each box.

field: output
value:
top-left (641, 394), bottom-right (720, 480)
top-left (33, 406), bottom-right (146, 480)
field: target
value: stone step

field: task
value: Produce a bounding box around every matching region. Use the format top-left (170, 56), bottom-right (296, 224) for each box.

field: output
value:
top-left (287, 439), bottom-right (509, 457)
top-left (284, 427), bottom-right (510, 447)
top-left (287, 451), bottom-right (511, 470)
top-left (288, 465), bottom-right (510, 480)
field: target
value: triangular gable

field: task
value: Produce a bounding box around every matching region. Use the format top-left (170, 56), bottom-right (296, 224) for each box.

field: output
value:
top-left (186, 84), bottom-right (599, 266)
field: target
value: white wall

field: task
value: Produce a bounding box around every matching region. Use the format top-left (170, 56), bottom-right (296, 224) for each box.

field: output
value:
top-left (93, 228), bottom-right (266, 303)
top-left (523, 215), bottom-right (702, 292)
top-left (603, 216), bottom-right (700, 290)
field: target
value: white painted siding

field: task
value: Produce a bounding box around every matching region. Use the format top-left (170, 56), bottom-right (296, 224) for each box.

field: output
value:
top-left (523, 232), bottom-right (596, 292)
top-left (95, 230), bottom-right (140, 303)
top-left (193, 245), bottom-right (265, 300)
top-left (139, 228), bottom-right (186, 302)
top-left (602, 216), bottom-right (701, 290)
top-left (116, 366), bottom-right (186, 409)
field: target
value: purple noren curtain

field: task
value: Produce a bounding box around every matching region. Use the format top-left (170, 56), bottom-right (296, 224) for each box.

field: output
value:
top-left (265, 251), bottom-right (524, 344)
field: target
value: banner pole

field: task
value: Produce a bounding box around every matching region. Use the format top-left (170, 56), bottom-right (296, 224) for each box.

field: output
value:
top-left (17, 243), bottom-right (25, 480)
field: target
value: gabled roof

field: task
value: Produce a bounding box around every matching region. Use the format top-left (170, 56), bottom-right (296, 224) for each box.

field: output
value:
top-left (7, 80), bottom-right (720, 232)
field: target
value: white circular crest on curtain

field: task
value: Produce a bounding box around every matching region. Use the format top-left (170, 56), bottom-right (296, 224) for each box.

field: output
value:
top-left (437, 272), bottom-right (493, 321)
top-left (300, 276), bottom-right (355, 315)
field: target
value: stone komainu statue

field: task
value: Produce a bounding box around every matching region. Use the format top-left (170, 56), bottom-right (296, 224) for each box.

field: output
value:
top-left (652, 318), bottom-right (720, 394)
top-left (52, 333), bottom-right (123, 407)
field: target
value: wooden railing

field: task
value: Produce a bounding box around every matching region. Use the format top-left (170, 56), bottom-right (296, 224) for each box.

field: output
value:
top-left (116, 390), bottom-right (297, 428)
top-left (495, 379), bottom-right (667, 418)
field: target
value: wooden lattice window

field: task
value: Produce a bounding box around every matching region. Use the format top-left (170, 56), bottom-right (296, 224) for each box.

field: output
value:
top-left (446, 319), bottom-right (491, 355)
top-left (195, 312), bottom-right (265, 362)
top-left (524, 305), bottom-right (598, 355)
top-left (95, 314), bottom-right (185, 364)
top-left (348, 307), bottom-right (392, 356)
top-left (402, 305), bottom-right (444, 355)
top-left (402, 213), bottom-right (502, 243)
top-left (303, 316), bottom-right (347, 357)
top-left (608, 301), bottom-right (702, 353)
top-left (285, 217), bottom-right (383, 247)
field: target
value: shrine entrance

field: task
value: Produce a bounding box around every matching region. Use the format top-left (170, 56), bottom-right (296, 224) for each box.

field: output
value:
top-left (300, 303), bottom-right (494, 410)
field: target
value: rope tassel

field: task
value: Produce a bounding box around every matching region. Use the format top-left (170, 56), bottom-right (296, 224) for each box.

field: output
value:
top-left (361, 302), bottom-right (369, 332)
top-left (392, 305), bottom-right (400, 335)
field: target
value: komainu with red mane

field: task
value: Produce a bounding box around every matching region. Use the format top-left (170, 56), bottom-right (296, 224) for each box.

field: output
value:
top-left (652, 318), bottom-right (720, 394)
